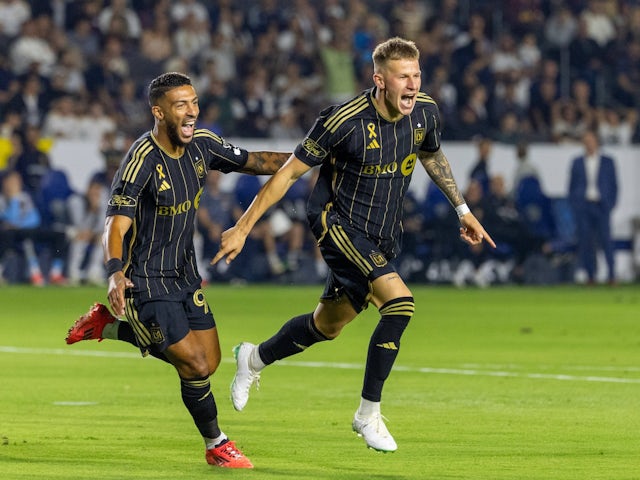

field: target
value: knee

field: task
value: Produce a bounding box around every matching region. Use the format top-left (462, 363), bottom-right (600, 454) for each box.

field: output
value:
top-left (316, 322), bottom-right (341, 339)
top-left (207, 354), bottom-right (221, 376)
top-left (315, 315), bottom-right (353, 339)
top-left (176, 351), bottom-right (211, 379)
top-left (313, 297), bottom-right (359, 339)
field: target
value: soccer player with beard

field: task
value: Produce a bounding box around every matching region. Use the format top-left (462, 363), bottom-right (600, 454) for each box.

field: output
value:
top-left (65, 72), bottom-right (289, 468)
top-left (213, 38), bottom-right (496, 453)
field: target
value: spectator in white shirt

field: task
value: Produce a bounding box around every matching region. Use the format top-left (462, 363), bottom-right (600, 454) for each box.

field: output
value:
top-left (0, 0), bottom-right (31, 39)
top-left (9, 18), bottom-right (56, 76)
top-left (42, 95), bottom-right (81, 140)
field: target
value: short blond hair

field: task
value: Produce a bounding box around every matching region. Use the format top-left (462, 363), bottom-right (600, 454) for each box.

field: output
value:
top-left (372, 37), bottom-right (420, 72)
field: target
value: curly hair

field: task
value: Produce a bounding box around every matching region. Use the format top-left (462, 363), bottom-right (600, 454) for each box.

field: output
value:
top-left (147, 72), bottom-right (192, 107)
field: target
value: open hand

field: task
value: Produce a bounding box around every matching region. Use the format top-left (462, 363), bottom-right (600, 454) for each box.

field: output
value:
top-left (211, 225), bottom-right (248, 265)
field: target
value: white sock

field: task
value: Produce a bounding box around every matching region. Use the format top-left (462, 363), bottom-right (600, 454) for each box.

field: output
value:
top-left (204, 432), bottom-right (227, 450)
top-left (356, 398), bottom-right (380, 417)
top-left (249, 345), bottom-right (266, 372)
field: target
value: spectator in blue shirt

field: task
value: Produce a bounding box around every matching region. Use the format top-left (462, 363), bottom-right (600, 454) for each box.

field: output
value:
top-left (0, 169), bottom-right (67, 284)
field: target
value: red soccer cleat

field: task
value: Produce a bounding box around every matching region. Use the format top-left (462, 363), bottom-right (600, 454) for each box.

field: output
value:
top-left (205, 440), bottom-right (253, 468)
top-left (65, 303), bottom-right (117, 345)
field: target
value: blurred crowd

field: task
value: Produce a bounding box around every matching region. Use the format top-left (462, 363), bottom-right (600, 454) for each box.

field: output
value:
top-left (397, 137), bottom-right (580, 287)
top-left (2, 0), bottom-right (640, 144)
top-left (1, 0), bottom-right (637, 286)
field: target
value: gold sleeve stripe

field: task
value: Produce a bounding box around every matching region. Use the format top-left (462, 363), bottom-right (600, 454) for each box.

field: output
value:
top-left (126, 142), bottom-right (153, 183)
top-left (122, 140), bottom-right (150, 182)
top-left (326, 103), bottom-right (369, 133)
top-left (323, 96), bottom-right (369, 133)
top-left (124, 299), bottom-right (152, 348)
top-left (380, 301), bottom-right (415, 316)
top-left (193, 129), bottom-right (223, 143)
top-left (416, 93), bottom-right (436, 105)
top-left (328, 225), bottom-right (373, 275)
top-left (123, 140), bottom-right (153, 183)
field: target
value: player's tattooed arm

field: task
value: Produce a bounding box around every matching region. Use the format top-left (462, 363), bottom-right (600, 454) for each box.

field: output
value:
top-left (420, 149), bottom-right (496, 248)
top-left (419, 149), bottom-right (465, 207)
top-left (241, 152), bottom-right (291, 175)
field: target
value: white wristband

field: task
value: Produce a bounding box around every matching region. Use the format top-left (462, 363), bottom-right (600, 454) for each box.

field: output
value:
top-left (455, 203), bottom-right (470, 218)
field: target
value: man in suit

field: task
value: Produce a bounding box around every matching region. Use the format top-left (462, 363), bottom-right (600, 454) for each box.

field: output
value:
top-left (568, 130), bottom-right (618, 284)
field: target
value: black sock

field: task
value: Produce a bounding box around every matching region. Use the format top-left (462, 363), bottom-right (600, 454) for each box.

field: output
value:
top-left (116, 321), bottom-right (137, 346)
top-left (258, 312), bottom-right (329, 365)
top-left (362, 297), bottom-right (414, 402)
top-left (180, 376), bottom-right (221, 439)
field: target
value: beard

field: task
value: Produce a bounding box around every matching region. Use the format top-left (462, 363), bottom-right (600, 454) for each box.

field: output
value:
top-left (166, 118), bottom-right (187, 147)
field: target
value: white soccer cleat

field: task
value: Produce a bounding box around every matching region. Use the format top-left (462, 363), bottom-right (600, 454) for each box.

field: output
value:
top-left (230, 342), bottom-right (260, 411)
top-left (352, 412), bottom-right (398, 452)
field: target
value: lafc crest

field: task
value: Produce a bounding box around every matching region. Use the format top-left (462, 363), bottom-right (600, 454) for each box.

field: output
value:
top-left (369, 251), bottom-right (387, 267)
top-left (414, 128), bottom-right (425, 145)
top-left (195, 158), bottom-right (206, 178)
top-left (150, 325), bottom-right (165, 344)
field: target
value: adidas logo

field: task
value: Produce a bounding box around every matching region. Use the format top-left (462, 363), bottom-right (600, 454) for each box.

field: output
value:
top-left (366, 139), bottom-right (380, 149)
top-left (376, 342), bottom-right (398, 350)
top-left (159, 180), bottom-right (171, 192)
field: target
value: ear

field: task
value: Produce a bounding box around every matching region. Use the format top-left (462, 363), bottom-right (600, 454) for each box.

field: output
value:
top-left (151, 105), bottom-right (163, 121)
top-left (373, 72), bottom-right (385, 90)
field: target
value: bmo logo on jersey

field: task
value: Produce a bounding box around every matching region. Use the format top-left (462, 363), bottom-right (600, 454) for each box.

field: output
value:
top-left (156, 188), bottom-right (203, 216)
top-left (361, 154), bottom-right (417, 177)
top-left (401, 154), bottom-right (417, 176)
top-left (157, 200), bottom-right (192, 216)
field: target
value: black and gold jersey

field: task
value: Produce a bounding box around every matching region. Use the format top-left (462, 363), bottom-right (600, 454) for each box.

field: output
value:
top-left (294, 88), bottom-right (441, 258)
top-left (107, 129), bottom-right (248, 301)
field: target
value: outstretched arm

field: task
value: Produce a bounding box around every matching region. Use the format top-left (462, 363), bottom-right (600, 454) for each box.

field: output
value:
top-left (419, 149), bottom-right (496, 248)
top-left (212, 155), bottom-right (312, 264)
top-left (239, 151), bottom-right (291, 175)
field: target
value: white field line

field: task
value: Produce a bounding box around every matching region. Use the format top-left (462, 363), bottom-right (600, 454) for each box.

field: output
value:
top-left (460, 363), bottom-right (640, 372)
top-left (1, 345), bottom-right (639, 385)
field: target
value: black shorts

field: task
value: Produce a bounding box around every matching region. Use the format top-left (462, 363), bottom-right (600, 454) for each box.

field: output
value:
top-left (124, 283), bottom-right (215, 357)
top-left (316, 213), bottom-right (397, 313)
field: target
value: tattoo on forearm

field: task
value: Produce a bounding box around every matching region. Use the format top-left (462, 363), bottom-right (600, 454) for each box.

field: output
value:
top-left (245, 152), bottom-right (289, 174)
top-left (420, 150), bottom-right (465, 206)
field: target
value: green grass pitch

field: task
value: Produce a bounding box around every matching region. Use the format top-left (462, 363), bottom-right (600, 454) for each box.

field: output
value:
top-left (0, 284), bottom-right (639, 479)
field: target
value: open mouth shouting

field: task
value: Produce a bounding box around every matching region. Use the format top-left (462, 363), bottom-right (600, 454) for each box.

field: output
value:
top-left (181, 119), bottom-right (195, 139)
top-left (401, 94), bottom-right (415, 109)
top-left (398, 93), bottom-right (416, 115)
